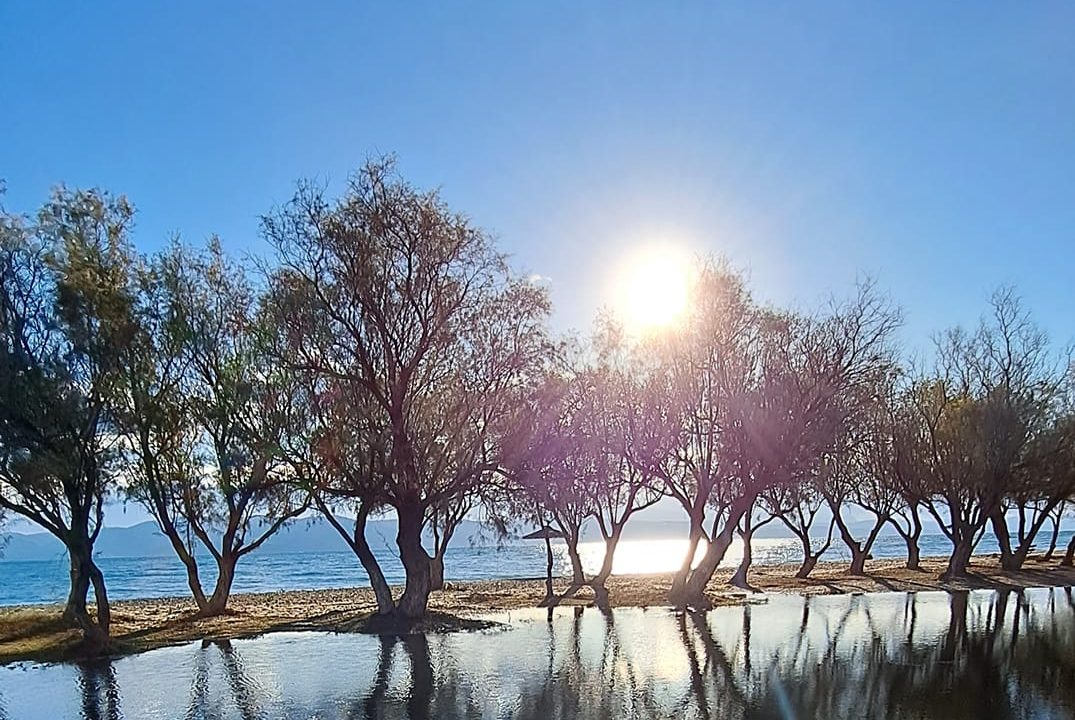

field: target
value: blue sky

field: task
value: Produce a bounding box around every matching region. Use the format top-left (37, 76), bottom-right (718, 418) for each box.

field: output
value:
top-left (2, 3), bottom-right (1074, 527)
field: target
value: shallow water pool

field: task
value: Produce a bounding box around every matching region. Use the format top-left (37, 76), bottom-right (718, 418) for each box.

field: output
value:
top-left (0, 587), bottom-right (1072, 719)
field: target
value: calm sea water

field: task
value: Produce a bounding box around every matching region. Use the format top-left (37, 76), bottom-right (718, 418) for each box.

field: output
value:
top-left (0, 588), bottom-right (1071, 719)
top-left (0, 531), bottom-right (1070, 606)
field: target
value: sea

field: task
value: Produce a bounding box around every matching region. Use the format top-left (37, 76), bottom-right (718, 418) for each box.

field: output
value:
top-left (0, 530), bottom-right (1070, 606)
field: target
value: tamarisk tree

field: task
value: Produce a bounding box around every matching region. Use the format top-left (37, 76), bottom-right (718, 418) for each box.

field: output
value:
top-left (121, 241), bottom-right (309, 616)
top-left (0, 189), bottom-right (137, 647)
top-left (264, 159), bottom-right (550, 619)
top-left (915, 290), bottom-right (1062, 578)
top-left (661, 268), bottom-right (897, 607)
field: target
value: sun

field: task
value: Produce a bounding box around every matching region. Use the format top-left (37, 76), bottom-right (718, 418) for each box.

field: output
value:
top-left (613, 245), bottom-right (692, 333)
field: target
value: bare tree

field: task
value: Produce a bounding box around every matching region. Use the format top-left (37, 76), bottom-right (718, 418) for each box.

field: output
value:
top-left (501, 369), bottom-right (593, 587)
top-left (579, 323), bottom-right (668, 596)
top-left (762, 479), bottom-right (835, 579)
top-left (664, 273), bottom-right (898, 608)
top-left (1002, 381), bottom-right (1075, 569)
top-left (263, 159), bottom-right (551, 619)
top-left (972, 291), bottom-right (1066, 570)
top-left (655, 260), bottom-right (758, 607)
top-left (874, 385), bottom-right (929, 570)
top-left (916, 290), bottom-right (1062, 577)
top-left (909, 376), bottom-right (989, 579)
top-left (122, 241), bottom-right (310, 616)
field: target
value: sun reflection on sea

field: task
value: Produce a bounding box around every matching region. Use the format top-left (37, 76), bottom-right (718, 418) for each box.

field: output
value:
top-left (569, 537), bottom-right (802, 577)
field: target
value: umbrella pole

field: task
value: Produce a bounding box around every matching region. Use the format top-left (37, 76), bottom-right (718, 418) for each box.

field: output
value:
top-left (544, 533), bottom-right (554, 600)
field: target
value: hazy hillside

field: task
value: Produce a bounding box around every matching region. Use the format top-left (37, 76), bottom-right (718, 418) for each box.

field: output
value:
top-left (0, 511), bottom-right (989, 562)
top-left (0, 517), bottom-right (497, 562)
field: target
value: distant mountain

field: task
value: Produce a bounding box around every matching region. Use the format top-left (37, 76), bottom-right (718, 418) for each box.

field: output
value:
top-left (0, 517), bottom-right (497, 562)
top-left (1, 509), bottom-right (1006, 563)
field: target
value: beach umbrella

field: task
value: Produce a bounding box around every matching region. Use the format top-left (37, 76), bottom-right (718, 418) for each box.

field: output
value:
top-left (521, 527), bottom-right (566, 540)
top-left (523, 526), bottom-right (564, 599)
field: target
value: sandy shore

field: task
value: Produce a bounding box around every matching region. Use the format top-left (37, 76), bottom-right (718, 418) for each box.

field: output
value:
top-left (2, 554), bottom-right (1072, 663)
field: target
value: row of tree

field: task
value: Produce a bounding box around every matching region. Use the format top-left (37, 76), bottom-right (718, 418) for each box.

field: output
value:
top-left (509, 275), bottom-right (1075, 610)
top-left (1, 161), bottom-right (1072, 650)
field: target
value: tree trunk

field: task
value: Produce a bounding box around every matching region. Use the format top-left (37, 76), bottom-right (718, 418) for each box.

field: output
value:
top-left (1043, 507), bottom-right (1062, 561)
top-left (199, 552), bottom-right (237, 617)
top-left (796, 553), bottom-right (820, 579)
top-left (675, 502), bottom-right (749, 609)
top-left (836, 522), bottom-right (868, 576)
top-left (832, 503), bottom-right (884, 577)
top-left (543, 535), bottom-right (554, 601)
top-left (905, 539), bottom-right (921, 571)
top-left (942, 536), bottom-right (975, 580)
top-left (592, 525), bottom-right (623, 587)
top-left (790, 522), bottom-right (827, 579)
top-left (321, 500), bottom-right (395, 615)
top-left (62, 539), bottom-right (110, 648)
top-left (730, 527), bottom-right (753, 589)
top-left (1061, 534), bottom-right (1075, 567)
top-left (992, 509), bottom-right (1016, 570)
top-left (679, 528), bottom-right (735, 607)
top-left (428, 552), bottom-right (445, 592)
top-left (1008, 543), bottom-right (1033, 571)
top-left (886, 507), bottom-right (924, 570)
top-left (351, 511), bottom-right (395, 615)
top-left (564, 532), bottom-right (586, 586)
top-left (849, 547), bottom-right (869, 576)
top-left (63, 545), bottom-right (92, 625)
top-left (181, 554), bottom-right (208, 610)
top-left (846, 519), bottom-right (885, 576)
top-left (989, 502), bottom-right (1057, 571)
top-left (160, 523), bottom-right (208, 609)
top-left (903, 506), bottom-right (923, 570)
top-left (151, 492), bottom-right (209, 609)
top-left (89, 560), bottom-right (110, 633)
top-left (670, 509), bottom-right (705, 600)
top-left (395, 502), bottom-right (432, 619)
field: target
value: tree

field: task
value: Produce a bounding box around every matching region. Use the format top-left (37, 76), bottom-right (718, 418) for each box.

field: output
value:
top-left (916, 290), bottom-right (1061, 578)
top-left (970, 291), bottom-right (1065, 571)
top-left (114, 242), bottom-right (204, 606)
top-left (497, 325), bottom-right (673, 602)
top-left (0, 188), bottom-right (137, 647)
top-left (823, 371), bottom-right (908, 576)
top-left (910, 378), bottom-right (989, 579)
top-left (655, 260), bottom-right (759, 607)
top-left (662, 271), bottom-right (898, 607)
top-left (281, 373), bottom-right (397, 614)
top-left (1026, 379), bottom-right (1075, 567)
top-left (762, 478), bottom-right (835, 579)
top-left (263, 159), bottom-right (551, 619)
top-left (500, 368), bottom-right (593, 587)
top-left (825, 448), bottom-right (900, 577)
top-left (874, 386), bottom-right (929, 570)
top-left (575, 323), bottom-right (669, 596)
top-left (121, 241), bottom-right (309, 616)
top-left (728, 498), bottom-right (777, 589)
top-left (1002, 387), bottom-right (1075, 569)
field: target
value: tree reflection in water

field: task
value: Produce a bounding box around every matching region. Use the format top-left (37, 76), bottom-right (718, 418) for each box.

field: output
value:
top-left (77, 661), bottom-right (121, 720)
top-left (35, 588), bottom-right (1075, 719)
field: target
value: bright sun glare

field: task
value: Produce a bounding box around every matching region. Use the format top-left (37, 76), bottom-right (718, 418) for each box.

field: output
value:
top-left (614, 245), bottom-right (692, 333)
